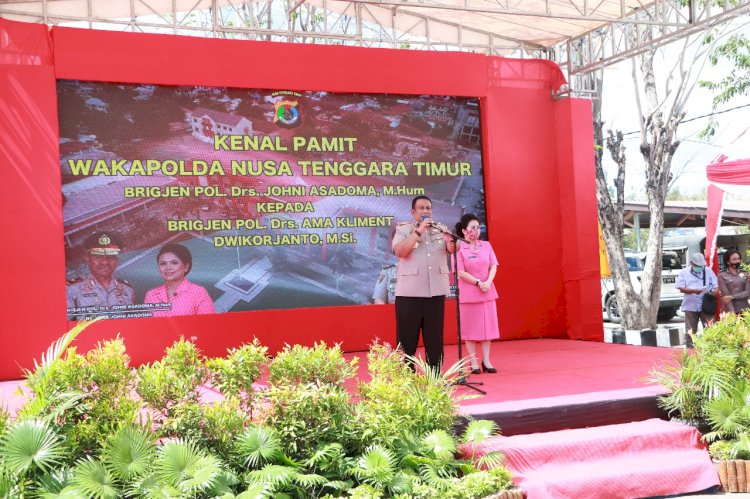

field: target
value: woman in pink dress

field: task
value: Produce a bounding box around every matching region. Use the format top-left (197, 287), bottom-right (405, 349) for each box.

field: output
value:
top-left (144, 243), bottom-right (215, 317)
top-left (454, 214), bottom-right (500, 375)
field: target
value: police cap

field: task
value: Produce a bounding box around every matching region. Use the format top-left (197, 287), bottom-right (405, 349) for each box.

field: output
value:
top-left (84, 232), bottom-right (123, 256)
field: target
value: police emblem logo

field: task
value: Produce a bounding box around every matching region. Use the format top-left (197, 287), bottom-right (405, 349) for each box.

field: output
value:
top-left (273, 100), bottom-right (301, 128)
top-left (98, 234), bottom-right (111, 246)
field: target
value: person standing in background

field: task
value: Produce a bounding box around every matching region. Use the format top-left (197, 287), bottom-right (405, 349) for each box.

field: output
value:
top-left (373, 263), bottom-right (397, 304)
top-left (718, 249), bottom-right (750, 315)
top-left (454, 214), bottom-right (500, 375)
top-left (676, 253), bottom-right (720, 334)
top-left (392, 196), bottom-right (456, 372)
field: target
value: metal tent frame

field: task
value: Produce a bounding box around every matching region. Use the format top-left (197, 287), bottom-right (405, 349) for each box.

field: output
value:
top-left (1, 0), bottom-right (748, 93)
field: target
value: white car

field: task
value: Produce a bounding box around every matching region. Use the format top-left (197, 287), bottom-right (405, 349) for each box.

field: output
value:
top-left (601, 251), bottom-right (684, 323)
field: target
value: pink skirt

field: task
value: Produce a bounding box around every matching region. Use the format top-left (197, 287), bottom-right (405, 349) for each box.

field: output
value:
top-left (459, 300), bottom-right (500, 341)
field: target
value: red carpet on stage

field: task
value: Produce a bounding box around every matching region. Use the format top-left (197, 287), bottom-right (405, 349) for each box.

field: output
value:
top-left (442, 338), bottom-right (671, 403)
top-left (472, 418), bottom-right (719, 499)
top-left (438, 338), bottom-right (674, 435)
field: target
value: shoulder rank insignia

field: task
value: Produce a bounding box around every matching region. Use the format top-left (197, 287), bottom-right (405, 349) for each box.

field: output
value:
top-left (115, 278), bottom-right (133, 288)
top-left (66, 277), bottom-right (83, 286)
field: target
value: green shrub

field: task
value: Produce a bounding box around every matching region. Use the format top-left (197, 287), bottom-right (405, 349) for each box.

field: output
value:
top-left (152, 397), bottom-right (248, 457)
top-left (444, 467), bottom-right (515, 499)
top-left (702, 380), bottom-right (750, 443)
top-left (710, 440), bottom-right (734, 461)
top-left (695, 313), bottom-right (750, 382)
top-left (650, 312), bottom-right (750, 421)
top-left (347, 483), bottom-right (385, 498)
top-left (202, 398), bottom-right (249, 457)
top-left (729, 434), bottom-right (750, 460)
top-left (0, 406), bottom-right (8, 436)
top-left (206, 339), bottom-right (268, 413)
top-left (26, 338), bottom-right (139, 459)
top-left (161, 401), bottom-right (205, 442)
top-left (137, 338), bottom-right (208, 417)
top-left (354, 343), bottom-right (459, 450)
top-left (268, 342), bottom-right (358, 387)
top-left (5, 329), bottom-right (517, 499)
top-left (263, 382), bottom-right (355, 460)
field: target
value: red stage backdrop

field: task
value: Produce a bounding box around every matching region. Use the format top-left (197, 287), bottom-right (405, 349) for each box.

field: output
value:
top-left (0, 19), bottom-right (602, 380)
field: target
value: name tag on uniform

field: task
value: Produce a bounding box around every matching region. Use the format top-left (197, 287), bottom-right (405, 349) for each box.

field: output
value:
top-left (468, 255), bottom-right (477, 259)
top-left (82, 292), bottom-right (97, 297)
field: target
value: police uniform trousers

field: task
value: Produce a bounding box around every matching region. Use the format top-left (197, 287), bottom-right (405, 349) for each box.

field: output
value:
top-left (395, 295), bottom-right (445, 370)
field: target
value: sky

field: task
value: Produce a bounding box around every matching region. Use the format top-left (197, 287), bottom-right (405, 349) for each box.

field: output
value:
top-left (599, 19), bottom-right (750, 201)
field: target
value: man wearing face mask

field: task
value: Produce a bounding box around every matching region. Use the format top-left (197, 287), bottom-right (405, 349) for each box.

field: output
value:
top-left (392, 195), bottom-right (456, 372)
top-left (676, 253), bottom-right (720, 334)
top-left (718, 250), bottom-right (750, 315)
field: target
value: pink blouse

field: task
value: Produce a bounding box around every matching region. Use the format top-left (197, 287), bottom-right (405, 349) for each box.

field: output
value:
top-left (144, 279), bottom-right (215, 317)
top-left (457, 240), bottom-right (499, 303)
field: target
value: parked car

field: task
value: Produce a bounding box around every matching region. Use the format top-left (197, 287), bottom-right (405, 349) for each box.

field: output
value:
top-left (664, 233), bottom-right (750, 273)
top-left (601, 251), bottom-right (684, 323)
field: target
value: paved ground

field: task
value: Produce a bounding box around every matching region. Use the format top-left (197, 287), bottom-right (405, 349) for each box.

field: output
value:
top-left (602, 313), bottom-right (685, 331)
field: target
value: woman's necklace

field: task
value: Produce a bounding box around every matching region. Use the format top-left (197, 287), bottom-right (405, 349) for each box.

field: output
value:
top-left (166, 282), bottom-right (180, 300)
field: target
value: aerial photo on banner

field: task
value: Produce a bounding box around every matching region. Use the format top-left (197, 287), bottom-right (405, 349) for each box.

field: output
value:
top-left (59, 81), bottom-right (486, 320)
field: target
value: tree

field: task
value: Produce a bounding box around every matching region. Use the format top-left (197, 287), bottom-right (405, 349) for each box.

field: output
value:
top-left (595, 30), bottom-right (726, 329)
top-left (699, 29), bottom-right (750, 138)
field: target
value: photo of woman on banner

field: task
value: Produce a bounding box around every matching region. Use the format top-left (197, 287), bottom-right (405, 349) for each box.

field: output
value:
top-left (144, 243), bottom-right (215, 317)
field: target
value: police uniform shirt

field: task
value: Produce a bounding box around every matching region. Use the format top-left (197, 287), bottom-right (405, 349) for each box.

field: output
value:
top-left (373, 264), bottom-right (397, 303)
top-left (66, 274), bottom-right (135, 314)
top-left (392, 222), bottom-right (451, 298)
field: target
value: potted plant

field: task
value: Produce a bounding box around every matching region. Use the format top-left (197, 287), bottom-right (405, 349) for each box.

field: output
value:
top-left (649, 313), bottom-right (750, 430)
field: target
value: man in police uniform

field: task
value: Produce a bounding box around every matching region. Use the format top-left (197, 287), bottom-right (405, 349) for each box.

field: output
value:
top-left (392, 195), bottom-right (455, 371)
top-left (372, 263), bottom-right (397, 304)
top-left (66, 232), bottom-right (134, 319)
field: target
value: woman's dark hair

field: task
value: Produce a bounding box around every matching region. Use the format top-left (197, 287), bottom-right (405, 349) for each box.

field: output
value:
top-left (723, 249), bottom-right (742, 267)
top-left (455, 213), bottom-right (480, 236)
top-left (157, 243), bottom-right (193, 275)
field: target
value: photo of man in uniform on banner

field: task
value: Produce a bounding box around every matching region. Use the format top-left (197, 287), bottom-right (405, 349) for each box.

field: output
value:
top-left (66, 232), bottom-right (134, 320)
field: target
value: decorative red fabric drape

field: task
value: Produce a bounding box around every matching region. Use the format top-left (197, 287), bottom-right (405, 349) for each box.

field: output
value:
top-left (705, 128), bottom-right (750, 270)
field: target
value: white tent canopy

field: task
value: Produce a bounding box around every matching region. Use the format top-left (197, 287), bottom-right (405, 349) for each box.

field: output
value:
top-left (1, 0), bottom-right (748, 90)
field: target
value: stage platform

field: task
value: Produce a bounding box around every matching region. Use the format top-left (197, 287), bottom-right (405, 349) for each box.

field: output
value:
top-left (0, 339), bottom-right (675, 437)
top-left (445, 339), bottom-right (673, 435)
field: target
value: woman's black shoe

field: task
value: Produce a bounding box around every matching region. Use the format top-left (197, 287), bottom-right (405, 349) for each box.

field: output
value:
top-left (470, 367), bottom-right (481, 375)
top-left (482, 362), bottom-right (497, 374)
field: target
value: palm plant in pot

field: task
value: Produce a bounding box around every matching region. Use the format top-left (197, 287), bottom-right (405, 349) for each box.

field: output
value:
top-left (649, 312), bottom-right (750, 430)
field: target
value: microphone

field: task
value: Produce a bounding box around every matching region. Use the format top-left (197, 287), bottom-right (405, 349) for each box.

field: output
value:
top-left (420, 216), bottom-right (464, 241)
